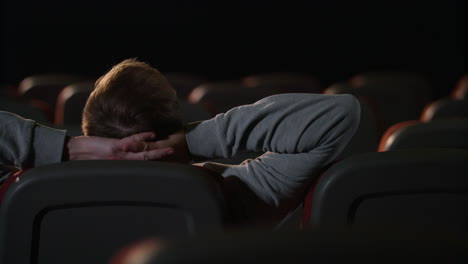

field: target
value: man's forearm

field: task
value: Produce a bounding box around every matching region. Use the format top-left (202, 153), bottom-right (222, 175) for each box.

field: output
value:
top-left (186, 93), bottom-right (360, 159)
top-left (184, 93), bottom-right (360, 221)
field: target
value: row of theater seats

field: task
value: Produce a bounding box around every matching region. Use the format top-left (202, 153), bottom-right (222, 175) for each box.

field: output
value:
top-left (3, 71), bottom-right (467, 122)
top-left (1, 73), bottom-right (214, 136)
top-left (0, 71), bottom-right (467, 263)
top-left (1, 71), bottom-right (467, 151)
top-left (1, 150), bottom-right (467, 263)
top-left (3, 71), bottom-right (322, 126)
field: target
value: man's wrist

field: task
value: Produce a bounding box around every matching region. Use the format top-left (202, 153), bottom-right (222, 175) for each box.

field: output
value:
top-left (66, 136), bottom-right (92, 160)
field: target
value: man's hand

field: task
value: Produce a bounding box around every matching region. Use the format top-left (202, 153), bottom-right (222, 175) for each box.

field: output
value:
top-left (66, 132), bottom-right (175, 161)
top-left (123, 130), bottom-right (191, 164)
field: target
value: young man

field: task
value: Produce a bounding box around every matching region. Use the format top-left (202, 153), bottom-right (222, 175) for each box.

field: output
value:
top-left (0, 59), bottom-right (360, 226)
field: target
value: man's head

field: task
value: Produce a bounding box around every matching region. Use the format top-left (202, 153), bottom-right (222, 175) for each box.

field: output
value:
top-left (82, 58), bottom-right (182, 139)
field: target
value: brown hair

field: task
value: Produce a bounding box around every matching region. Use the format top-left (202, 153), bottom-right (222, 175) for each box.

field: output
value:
top-left (82, 58), bottom-right (182, 139)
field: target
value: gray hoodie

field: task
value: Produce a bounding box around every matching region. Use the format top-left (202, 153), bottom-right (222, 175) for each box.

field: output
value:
top-left (0, 112), bottom-right (66, 182)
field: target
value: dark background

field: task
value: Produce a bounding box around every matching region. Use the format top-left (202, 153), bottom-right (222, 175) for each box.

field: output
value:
top-left (1, 0), bottom-right (466, 98)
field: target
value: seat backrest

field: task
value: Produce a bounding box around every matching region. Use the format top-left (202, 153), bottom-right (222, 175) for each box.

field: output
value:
top-left (347, 71), bottom-right (434, 131)
top-left (0, 160), bottom-right (226, 264)
top-left (188, 81), bottom-right (277, 115)
top-left (350, 71), bottom-right (433, 101)
top-left (379, 119), bottom-right (468, 151)
top-left (55, 81), bottom-right (95, 125)
top-left (303, 149), bottom-right (468, 232)
top-left (115, 229), bottom-right (468, 264)
top-left (242, 72), bottom-right (322, 94)
top-left (18, 74), bottom-right (86, 111)
top-left (420, 98), bottom-right (468, 121)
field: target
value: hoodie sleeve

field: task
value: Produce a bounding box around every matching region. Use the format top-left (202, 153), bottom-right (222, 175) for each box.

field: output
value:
top-left (0, 111), bottom-right (67, 183)
top-left (185, 93), bottom-right (360, 224)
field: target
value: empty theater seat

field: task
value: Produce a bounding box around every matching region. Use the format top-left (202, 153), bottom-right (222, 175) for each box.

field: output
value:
top-left (301, 149), bottom-right (468, 232)
top-left (18, 74), bottom-right (86, 114)
top-left (329, 71), bottom-right (434, 132)
top-left (350, 71), bottom-right (434, 105)
top-left (420, 98), bottom-right (468, 121)
top-left (188, 81), bottom-right (276, 115)
top-left (378, 119), bottom-right (468, 151)
top-left (55, 81), bottom-right (95, 125)
top-left (242, 72), bottom-right (322, 94)
top-left (0, 160), bottom-right (226, 264)
top-left (110, 229), bottom-right (468, 264)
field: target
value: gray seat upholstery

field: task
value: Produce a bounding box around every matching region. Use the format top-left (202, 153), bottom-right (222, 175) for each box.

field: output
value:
top-left (0, 160), bottom-right (226, 264)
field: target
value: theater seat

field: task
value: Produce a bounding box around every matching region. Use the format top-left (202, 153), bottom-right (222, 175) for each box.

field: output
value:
top-left (302, 149), bottom-right (468, 232)
top-left (0, 160), bottom-right (226, 264)
top-left (242, 72), bottom-right (322, 94)
top-left (378, 119), bottom-right (468, 151)
top-left (420, 98), bottom-right (468, 121)
top-left (350, 71), bottom-right (434, 105)
top-left (55, 81), bottom-right (95, 125)
top-left (111, 229), bottom-right (468, 264)
top-left (330, 71), bottom-right (434, 132)
top-left (188, 81), bottom-right (276, 115)
top-left (18, 74), bottom-right (86, 113)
